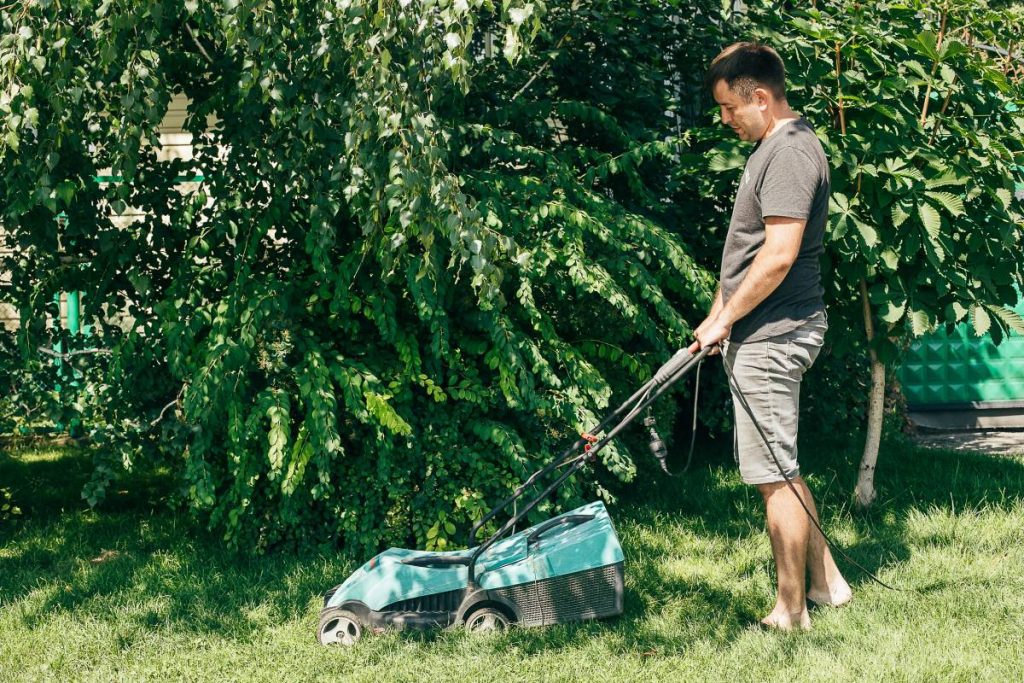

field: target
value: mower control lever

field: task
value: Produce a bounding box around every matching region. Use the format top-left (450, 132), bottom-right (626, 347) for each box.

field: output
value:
top-left (526, 514), bottom-right (596, 546)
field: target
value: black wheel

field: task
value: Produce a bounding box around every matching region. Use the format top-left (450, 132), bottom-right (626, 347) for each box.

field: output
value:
top-left (317, 608), bottom-right (363, 646)
top-left (465, 607), bottom-right (511, 634)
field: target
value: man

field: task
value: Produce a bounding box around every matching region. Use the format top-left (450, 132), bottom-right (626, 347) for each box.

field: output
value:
top-left (688, 42), bottom-right (852, 631)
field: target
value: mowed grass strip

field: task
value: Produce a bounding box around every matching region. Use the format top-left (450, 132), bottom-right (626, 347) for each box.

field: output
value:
top-left (2, 436), bottom-right (1023, 683)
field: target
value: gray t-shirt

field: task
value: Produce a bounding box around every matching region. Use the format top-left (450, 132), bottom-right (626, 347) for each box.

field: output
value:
top-left (720, 117), bottom-right (829, 343)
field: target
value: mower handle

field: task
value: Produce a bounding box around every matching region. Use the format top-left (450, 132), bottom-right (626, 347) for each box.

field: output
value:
top-left (469, 347), bottom-right (706, 544)
top-left (526, 514), bottom-right (595, 546)
top-left (466, 345), bottom-right (711, 588)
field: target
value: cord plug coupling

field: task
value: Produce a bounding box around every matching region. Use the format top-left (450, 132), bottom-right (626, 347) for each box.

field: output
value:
top-left (643, 415), bottom-right (671, 475)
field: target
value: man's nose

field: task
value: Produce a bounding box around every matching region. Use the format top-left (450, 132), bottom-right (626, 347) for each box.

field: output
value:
top-left (720, 108), bottom-right (731, 125)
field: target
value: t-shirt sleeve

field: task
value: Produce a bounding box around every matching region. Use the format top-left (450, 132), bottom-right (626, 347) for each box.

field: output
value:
top-left (758, 146), bottom-right (818, 221)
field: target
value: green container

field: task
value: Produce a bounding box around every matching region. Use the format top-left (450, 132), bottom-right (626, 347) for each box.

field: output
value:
top-left (900, 300), bottom-right (1024, 408)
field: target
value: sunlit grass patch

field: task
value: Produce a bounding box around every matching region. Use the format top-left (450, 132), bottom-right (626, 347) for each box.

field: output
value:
top-left (2, 438), bottom-right (1024, 681)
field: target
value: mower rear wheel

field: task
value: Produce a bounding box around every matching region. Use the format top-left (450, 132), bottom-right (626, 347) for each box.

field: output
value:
top-left (465, 607), bottom-right (511, 634)
top-left (317, 608), bottom-right (362, 646)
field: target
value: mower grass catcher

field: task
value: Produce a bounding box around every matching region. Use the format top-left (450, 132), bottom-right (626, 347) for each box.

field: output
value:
top-left (317, 346), bottom-right (710, 645)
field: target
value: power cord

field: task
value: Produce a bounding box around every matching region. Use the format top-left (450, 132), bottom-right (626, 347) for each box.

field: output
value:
top-left (682, 358), bottom-right (703, 473)
top-left (721, 351), bottom-right (901, 592)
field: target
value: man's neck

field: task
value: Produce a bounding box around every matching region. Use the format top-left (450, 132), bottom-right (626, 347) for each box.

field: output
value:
top-left (762, 107), bottom-right (799, 140)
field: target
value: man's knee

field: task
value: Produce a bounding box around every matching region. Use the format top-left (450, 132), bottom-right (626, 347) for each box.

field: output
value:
top-left (756, 480), bottom-right (787, 502)
top-left (756, 477), bottom-right (805, 502)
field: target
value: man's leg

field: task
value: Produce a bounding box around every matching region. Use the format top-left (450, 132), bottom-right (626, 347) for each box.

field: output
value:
top-left (759, 477), bottom-right (851, 621)
top-left (726, 314), bottom-right (847, 628)
top-left (798, 478), bottom-right (852, 606)
top-left (757, 479), bottom-right (811, 631)
top-left (725, 336), bottom-right (811, 629)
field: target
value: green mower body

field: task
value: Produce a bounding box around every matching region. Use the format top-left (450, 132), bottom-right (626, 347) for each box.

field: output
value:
top-left (317, 501), bottom-right (624, 643)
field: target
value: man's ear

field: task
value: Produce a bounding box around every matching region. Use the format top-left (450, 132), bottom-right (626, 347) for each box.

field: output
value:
top-left (753, 87), bottom-right (771, 111)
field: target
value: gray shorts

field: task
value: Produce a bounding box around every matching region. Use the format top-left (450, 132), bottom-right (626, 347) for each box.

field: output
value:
top-left (722, 313), bottom-right (827, 485)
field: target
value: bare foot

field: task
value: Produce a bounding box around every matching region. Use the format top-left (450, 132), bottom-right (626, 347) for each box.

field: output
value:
top-left (807, 579), bottom-right (853, 608)
top-left (760, 606), bottom-right (811, 632)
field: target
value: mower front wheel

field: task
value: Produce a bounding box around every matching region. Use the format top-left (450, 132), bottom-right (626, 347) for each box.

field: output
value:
top-left (317, 608), bottom-right (363, 646)
top-left (465, 607), bottom-right (511, 634)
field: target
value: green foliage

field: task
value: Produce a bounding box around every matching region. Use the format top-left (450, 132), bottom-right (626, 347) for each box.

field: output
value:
top-left (800, 343), bottom-right (870, 440)
top-left (0, 318), bottom-right (100, 439)
top-left (0, 1), bottom-right (716, 552)
top-left (0, 484), bottom-right (19, 521)
top-left (738, 0), bottom-right (1024, 361)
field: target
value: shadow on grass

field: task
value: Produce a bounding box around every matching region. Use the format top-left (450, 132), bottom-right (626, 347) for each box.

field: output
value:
top-left (2, 431), bottom-right (1023, 653)
top-left (355, 431), bottom-right (1024, 655)
top-left (0, 445), bottom-right (353, 642)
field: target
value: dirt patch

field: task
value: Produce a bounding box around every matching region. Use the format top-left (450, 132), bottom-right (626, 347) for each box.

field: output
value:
top-left (914, 430), bottom-right (1024, 457)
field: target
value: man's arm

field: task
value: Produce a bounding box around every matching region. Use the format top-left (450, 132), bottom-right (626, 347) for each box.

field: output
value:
top-left (689, 216), bottom-right (806, 352)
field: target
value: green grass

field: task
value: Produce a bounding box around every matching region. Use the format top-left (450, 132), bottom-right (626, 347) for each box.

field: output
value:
top-left (2, 435), bottom-right (1024, 682)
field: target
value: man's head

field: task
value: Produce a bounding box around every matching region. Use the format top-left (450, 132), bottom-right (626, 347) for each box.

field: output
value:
top-left (705, 42), bottom-right (788, 142)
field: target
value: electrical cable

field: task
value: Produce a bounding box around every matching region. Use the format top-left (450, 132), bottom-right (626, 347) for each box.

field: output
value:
top-left (721, 351), bottom-right (902, 592)
top-left (489, 339), bottom-right (901, 595)
top-left (682, 358), bottom-right (703, 473)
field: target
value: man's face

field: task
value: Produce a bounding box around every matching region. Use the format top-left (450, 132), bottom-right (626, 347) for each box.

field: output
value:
top-left (713, 80), bottom-right (769, 142)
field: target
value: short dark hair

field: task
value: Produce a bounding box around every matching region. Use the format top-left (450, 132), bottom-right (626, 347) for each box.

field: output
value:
top-left (705, 42), bottom-right (787, 101)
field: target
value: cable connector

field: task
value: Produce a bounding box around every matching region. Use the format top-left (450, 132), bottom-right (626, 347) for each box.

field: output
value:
top-left (643, 415), bottom-right (671, 475)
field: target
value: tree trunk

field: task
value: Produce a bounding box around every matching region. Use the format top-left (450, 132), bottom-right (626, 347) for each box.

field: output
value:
top-left (855, 279), bottom-right (884, 508)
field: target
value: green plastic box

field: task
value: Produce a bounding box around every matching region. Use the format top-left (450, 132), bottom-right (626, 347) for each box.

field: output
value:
top-left (900, 298), bottom-right (1024, 409)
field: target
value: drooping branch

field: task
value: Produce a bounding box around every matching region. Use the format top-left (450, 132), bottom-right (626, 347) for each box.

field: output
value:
top-left (150, 397), bottom-right (180, 428)
top-left (512, 33), bottom-right (569, 102)
top-left (185, 22), bottom-right (215, 65)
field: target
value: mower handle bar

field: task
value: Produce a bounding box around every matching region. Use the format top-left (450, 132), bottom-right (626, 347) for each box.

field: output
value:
top-left (469, 346), bottom-right (705, 544)
top-left (466, 345), bottom-right (713, 587)
top-left (401, 554), bottom-right (471, 568)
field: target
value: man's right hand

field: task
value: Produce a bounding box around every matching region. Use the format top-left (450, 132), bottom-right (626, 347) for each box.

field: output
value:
top-left (693, 314), bottom-right (714, 339)
top-left (689, 289), bottom-right (725, 355)
top-left (689, 315), bottom-right (723, 356)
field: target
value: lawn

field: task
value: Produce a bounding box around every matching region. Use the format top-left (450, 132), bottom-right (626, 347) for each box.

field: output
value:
top-left (2, 434), bottom-right (1023, 682)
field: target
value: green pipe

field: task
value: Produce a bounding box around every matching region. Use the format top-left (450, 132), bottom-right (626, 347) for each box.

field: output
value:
top-left (67, 291), bottom-right (80, 336)
top-left (81, 293), bottom-right (91, 338)
top-left (52, 293), bottom-right (63, 367)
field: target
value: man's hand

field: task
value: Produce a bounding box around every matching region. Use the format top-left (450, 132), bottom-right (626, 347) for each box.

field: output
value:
top-left (693, 314), bottom-right (714, 339)
top-left (687, 314), bottom-right (731, 355)
top-left (689, 288), bottom-right (726, 355)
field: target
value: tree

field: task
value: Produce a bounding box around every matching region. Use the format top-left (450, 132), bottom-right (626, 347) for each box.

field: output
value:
top-left (0, 0), bottom-right (718, 551)
top-left (738, 0), bottom-right (1024, 505)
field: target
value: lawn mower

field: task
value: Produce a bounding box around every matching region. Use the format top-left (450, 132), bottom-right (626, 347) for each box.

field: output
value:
top-left (316, 345), bottom-right (712, 645)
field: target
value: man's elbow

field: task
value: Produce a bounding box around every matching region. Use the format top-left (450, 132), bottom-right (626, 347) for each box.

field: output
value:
top-left (768, 252), bottom-right (797, 279)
